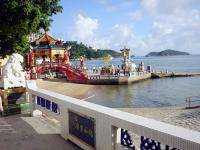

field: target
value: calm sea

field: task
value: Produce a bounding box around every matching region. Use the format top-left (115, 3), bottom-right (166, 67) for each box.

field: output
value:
top-left (73, 55), bottom-right (200, 108)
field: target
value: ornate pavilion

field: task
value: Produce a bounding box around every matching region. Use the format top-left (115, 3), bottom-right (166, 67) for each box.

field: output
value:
top-left (25, 32), bottom-right (70, 70)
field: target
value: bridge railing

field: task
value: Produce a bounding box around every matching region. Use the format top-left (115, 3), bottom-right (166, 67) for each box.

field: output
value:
top-left (26, 80), bottom-right (200, 150)
top-left (36, 62), bottom-right (85, 75)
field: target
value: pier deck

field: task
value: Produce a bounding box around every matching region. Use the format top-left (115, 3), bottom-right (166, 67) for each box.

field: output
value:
top-left (71, 73), bottom-right (152, 85)
top-left (70, 72), bottom-right (200, 85)
top-left (151, 72), bottom-right (200, 78)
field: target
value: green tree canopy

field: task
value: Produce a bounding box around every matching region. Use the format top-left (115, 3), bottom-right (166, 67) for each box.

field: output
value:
top-left (64, 41), bottom-right (108, 59)
top-left (0, 0), bottom-right (62, 57)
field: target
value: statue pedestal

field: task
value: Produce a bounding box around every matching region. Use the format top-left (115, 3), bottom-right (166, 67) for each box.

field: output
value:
top-left (1, 78), bottom-right (25, 90)
top-left (0, 53), bottom-right (28, 116)
top-left (0, 87), bottom-right (28, 116)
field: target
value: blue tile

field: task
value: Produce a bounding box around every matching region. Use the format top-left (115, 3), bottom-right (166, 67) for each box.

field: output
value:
top-left (37, 97), bottom-right (41, 105)
top-left (52, 102), bottom-right (58, 113)
top-left (41, 98), bottom-right (46, 107)
top-left (46, 100), bottom-right (51, 110)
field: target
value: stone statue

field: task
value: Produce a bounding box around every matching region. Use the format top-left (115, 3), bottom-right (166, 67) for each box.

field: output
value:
top-left (0, 53), bottom-right (25, 89)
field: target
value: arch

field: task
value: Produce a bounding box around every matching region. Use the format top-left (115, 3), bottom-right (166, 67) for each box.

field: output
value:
top-left (39, 69), bottom-right (68, 79)
top-left (36, 64), bottom-right (87, 80)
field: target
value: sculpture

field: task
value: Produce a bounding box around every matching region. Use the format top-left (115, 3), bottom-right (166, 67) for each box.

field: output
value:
top-left (0, 53), bottom-right (25, 89)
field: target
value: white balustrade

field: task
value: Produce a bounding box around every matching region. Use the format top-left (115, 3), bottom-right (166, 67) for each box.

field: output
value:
top-left (26, 80), bottom-right (200, 150)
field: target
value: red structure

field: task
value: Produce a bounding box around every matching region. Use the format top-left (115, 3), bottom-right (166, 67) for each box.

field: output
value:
top-left (25, 33), bottom-right (87, 80)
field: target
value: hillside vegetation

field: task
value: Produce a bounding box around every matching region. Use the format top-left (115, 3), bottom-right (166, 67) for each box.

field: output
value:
top-left (146, 49), bottom-right (190, 57)
top-left (64, 41), bottom-right (121, 59)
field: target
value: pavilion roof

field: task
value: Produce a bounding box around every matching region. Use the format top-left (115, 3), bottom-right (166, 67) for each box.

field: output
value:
top-left (32, 44), bottom-right (66, 49)
top-left (31, 32), bottom-right (63, 45)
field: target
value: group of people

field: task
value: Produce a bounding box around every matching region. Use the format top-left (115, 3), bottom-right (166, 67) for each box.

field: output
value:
top-left (91, 61), bottom-right (150, 77)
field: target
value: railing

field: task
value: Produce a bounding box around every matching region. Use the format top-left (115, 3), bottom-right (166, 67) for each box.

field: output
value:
top-left (88, 75), bottom-right (120, 80)
top-left (88, 72), bottom-right (150, 80)
top-left (35, 62), bottom-right (86, 77)
top-left (26, 80), bottom-right (200, 150)
top-left (186, 96), bottom-right (200, 108)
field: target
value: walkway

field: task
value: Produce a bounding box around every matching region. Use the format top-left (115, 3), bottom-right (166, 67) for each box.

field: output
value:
top-left (0, 114), bottom-right (80, 150)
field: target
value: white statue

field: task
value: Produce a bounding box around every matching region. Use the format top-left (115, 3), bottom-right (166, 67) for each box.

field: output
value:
top-left (0, 53), bottom-right (25, 89)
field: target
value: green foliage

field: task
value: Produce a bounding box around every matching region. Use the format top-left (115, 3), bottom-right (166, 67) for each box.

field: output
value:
top-left (64, 41), bottom-right (107, 59)
top-left (102, 50), bottom-right (121, 58)
top-left (0, 0), bottom-right (62, 57)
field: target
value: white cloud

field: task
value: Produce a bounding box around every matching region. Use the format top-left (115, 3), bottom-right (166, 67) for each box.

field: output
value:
top-left (68, 15), bottom-right (147, 54)
top-left (129, 11), bottom-right (143, 21)
top-left (69, 0), bottom-right (200, 55)
top-left (139, 0), bottom-right (200, 54)
top-left (141, 0), bottom-right (195, 16)
top-left (69, 14), bottom-right (98, 44)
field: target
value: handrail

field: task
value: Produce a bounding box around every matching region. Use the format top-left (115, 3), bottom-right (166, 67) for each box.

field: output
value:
top-left (26, 80), bottom-right (200, 150)
top-left (186, 96), bottom-right (200, 108)
top-left (35, 62), bottom-right (86, 76)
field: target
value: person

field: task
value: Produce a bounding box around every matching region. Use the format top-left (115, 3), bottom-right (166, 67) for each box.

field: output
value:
top-left (80, 56), bottom-right (84, 68)
top-left (117, 65), bottom-right (120, 76)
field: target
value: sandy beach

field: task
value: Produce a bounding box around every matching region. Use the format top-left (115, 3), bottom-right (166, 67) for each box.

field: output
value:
top-left (36, 79), bottom-right (94, 99)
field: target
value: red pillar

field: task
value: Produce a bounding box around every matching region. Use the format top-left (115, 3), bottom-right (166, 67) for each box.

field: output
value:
top-left (49, 48), bottom-right (52, 65)
top-left (29, 53), bottom-right (33, 69)
top-left (25, 53), bottom-right (29, 69)
top-left (42, 55), bottom-right (45, 63)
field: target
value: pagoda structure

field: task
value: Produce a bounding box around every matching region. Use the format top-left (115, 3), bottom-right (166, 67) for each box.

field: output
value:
top-left (25, 32), bottom-right (69, 71)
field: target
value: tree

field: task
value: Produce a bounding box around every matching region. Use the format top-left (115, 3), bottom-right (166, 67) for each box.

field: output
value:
top-left (0, 0), bottom-right (62, 57)
top-left (64, 41), bottom-right (108, 59)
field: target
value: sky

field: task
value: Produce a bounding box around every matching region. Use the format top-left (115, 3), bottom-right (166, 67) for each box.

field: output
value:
top-left (50, 0), bottom-right (200, 56)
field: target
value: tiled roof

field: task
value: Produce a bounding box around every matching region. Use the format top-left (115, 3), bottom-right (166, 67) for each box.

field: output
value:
top-left (32, 32), bottom-right (63, 45)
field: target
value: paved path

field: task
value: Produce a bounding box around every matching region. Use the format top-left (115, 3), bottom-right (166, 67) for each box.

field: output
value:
top-left (119, 107), bottom-right (200, 132)
top-left (0, 114), bottom-right (80, 150)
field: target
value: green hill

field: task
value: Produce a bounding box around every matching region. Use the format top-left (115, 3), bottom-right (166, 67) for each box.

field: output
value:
top-left (146, 49), bottom-right (190, 57)
top-left (64, 41), bottom-right (121, 59)
top-left (102, 50), bottom-right (121, 58)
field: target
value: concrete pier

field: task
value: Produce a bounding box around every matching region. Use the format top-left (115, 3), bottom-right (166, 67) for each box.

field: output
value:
top-left (151, 72), bottom-right (200, 78)
top-left (69, 72), bottom-right (200, 85)
top-left (70, 73), bottom-right (152, 85)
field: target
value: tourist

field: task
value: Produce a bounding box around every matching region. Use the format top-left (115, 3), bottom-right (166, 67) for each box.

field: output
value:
top-left (117, 65), bottom-right (120, 76)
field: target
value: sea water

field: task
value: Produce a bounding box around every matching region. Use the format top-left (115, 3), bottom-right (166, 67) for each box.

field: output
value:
top-left (72, 55), bottom-right (200, 108)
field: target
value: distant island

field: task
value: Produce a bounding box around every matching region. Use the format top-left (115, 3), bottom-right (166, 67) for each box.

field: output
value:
top-left (145, 49), bottom-right (190, 57)
top-left (64, 41), bottom-right (120, 59)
